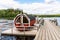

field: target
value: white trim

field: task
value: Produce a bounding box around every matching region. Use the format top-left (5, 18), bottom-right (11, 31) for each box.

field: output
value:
top-left (28, 19), bottom-right (30, 27)
top-left (21, 15), bottom-right (23, 26)
top-left (23, 14), bottom-right (30, 26)
top-left (14, 14), bottom-right (31, 27)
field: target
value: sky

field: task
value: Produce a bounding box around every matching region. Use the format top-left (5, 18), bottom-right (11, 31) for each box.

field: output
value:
top-left (15, 0), bottom-right (44, 3)
top-left (0, 0), bottom-right (60, 15)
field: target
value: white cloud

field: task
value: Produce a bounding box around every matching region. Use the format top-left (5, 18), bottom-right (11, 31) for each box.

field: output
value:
top-left (45, 0), bottom-right (52, 3)
top-left (0, 0), bottom-right (60, 15)
top-left (45, 0), bottom-right (56, 3)
top-left (23, 2), bottom-right (60, 14)
top-left (0, 0), bottom-right (21, 9)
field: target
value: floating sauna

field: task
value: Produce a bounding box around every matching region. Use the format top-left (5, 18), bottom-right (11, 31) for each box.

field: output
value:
top-left (14, 13), bottom-right (36, 31)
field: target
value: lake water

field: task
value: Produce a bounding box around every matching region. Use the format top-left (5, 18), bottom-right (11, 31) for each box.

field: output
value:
top-left (0, 19), bottom-right (16, 40)
top-left (0, 17), bottom-right (60, 40)
top-left (43, 17), bottom-right (60, 26)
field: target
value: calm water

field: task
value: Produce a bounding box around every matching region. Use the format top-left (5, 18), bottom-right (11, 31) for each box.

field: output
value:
top-left (43, 17), bottom-right (60, 26)
top-left (0, 17), bottom-right (60, 40)
top-left (0, 19), bottom-right (16, 40)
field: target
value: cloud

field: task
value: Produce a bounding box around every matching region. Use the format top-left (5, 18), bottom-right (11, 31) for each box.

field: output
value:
top-left (45, 0), bottom-right (56, 3)
top-left (23, 0), bottom-right (60, 14)
top-left (23, 2), bottom-right (60, 14)
top-left (0, 0), bottom-right (21, 9)
top-left (0, 0), bottom-right (60, 14)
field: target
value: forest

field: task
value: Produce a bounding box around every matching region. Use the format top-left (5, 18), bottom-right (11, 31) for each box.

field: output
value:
top-left (0, 9), bottom-right (23, 20)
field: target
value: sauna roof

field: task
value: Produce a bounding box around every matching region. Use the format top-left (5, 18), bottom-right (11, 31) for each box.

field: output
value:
top-left (26, 14), bottom-right (35, 20)
top-left (17, 14), bottom-right (35, 20)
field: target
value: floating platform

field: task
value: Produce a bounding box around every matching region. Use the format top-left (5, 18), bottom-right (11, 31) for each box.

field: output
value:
top-left (2, 27), bottom-right (37, 36)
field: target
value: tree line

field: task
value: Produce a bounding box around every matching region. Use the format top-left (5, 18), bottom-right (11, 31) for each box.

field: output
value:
top-left (0, 9), bottom-right (23, 20)
top-left (0, 8), bottom-right (60, 20)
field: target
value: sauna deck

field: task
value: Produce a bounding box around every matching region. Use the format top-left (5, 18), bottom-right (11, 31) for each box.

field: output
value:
top-left (1, 27), bottom-right (37, 36)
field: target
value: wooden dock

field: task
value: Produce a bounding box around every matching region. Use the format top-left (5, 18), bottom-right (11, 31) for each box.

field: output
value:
top-left (34, 20), bottom-right (60, 40)
top-left (1, 27), bottom-right (37, 40)
top-left (2, 27), bottom-right (37, 36)
top-left (1, 19), bottom-right (60, 40)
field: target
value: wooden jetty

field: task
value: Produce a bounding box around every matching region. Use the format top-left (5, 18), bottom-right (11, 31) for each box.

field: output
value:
top-left (34, 20), bottom-right (60, 40)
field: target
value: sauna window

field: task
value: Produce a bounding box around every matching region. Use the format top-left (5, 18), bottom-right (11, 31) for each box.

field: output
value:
top-left (16, 17), bottom-right (21, 23)
top-left (23, 16), bottom-right (28, 23)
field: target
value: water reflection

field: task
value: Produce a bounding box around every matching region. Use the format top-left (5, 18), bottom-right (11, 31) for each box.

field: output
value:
top-left (1, 36), bottom-right (16, 40)
top-left (0, 19), bottom-right (16, 40)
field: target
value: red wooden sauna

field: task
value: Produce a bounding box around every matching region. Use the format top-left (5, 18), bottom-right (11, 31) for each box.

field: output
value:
top-left (14, 13), bottom-right (36, 31)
